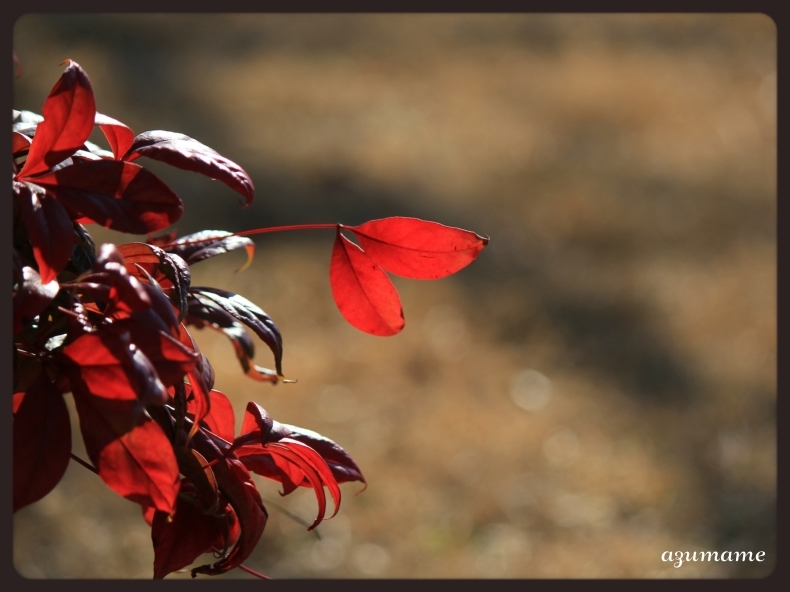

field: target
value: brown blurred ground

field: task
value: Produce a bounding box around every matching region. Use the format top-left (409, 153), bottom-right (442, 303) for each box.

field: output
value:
top-left (13, 14), bottom-right (776, 578)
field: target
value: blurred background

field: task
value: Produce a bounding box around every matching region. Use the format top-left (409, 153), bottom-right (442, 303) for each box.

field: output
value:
top-left (13, 14), bottom-right (776, 578)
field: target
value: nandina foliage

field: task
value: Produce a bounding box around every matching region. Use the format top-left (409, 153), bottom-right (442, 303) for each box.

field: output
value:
top-left (12, 60), bottom-right (488, 578)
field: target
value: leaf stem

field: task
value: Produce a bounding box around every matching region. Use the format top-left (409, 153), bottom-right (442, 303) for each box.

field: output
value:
top-left (70, 453), bottom-right (98, 474)
top-left (162, 223), bottom-right (339, 248)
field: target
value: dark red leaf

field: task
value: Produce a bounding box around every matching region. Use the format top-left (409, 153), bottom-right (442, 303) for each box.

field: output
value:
top-left (95, 112), bottom-right (135, 160)
top-left (14, 181), bottom-right (74, 284)
top-left (329, 231), bottom-right (404, 336)
top-left (118, 243), bottom-right (191, 321)
top-left (13, 264), bottom-right (59, 335)
top-left (104, 320), bottom-right (198, 388)
top-left (152, 497), bottom-right (224, 579)
top-left (13, 372), bottom-right (71, 512)
top-left (123, 131), bottom-right (254, 206)
top-left (70, 387), bottom-right (179, 514)
top-left (185, 295), bottom-right (278, 384)
top-left (346, 216), bottom-right (489, 279)
top-left (281, 423), bottom-right (366, 487)
top-left (33, 159), bottom-right (183, 234)
top-left (187, 431), bottom-right (267, 577)
top-left (163, 230), bottom-right (255, 270)
top-left (18, 60), bottom-right (96, 178)
top-left (191, 287), bottom-right (283, 377)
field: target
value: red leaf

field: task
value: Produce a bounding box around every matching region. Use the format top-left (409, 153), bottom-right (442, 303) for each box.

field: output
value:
top-left (71, 388), bottom-right (179, 514)
top-left (95, 112), bottom-right (135, 160)
top-left (13, 131), bottom-right (31, 154)
top-left (329, 231), bottom-right (404, 336)
top-left (13, 372), bottom-right (71, 512)
top-left (164, 230), bottom-right (255, 270)
top-left (281, 423), bottom-right (366, 487)
top-left (33, 159), bottom-right (183, 234)
top-left (346, 216), bottom-right (489, 279)
top-left (18, 60), bottom-right (96, 178)
top-left (187, 433), bottom-right (267, 577)
top-left (152, 497), bottom-right (224, 579)
top-left (13, 264), bottom-right (59, 335)
top-left (14, 181), bottom-right (74, 284)
top-left (104, 320), bottom-right (198, 388)
top-left (123, 131), bottom-right (254, 206)
top-left (60, 330), bottom-right (169, 408)
top-left (189, 388), bottom-right (235, 443)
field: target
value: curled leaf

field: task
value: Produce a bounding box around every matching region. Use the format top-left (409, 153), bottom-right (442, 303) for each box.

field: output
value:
top-left (163, 230), bottom-right (254, 271)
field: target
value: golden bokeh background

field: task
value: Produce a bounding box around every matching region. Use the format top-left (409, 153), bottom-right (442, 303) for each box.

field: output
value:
top-left (13, 14), bottom-right (776, 578)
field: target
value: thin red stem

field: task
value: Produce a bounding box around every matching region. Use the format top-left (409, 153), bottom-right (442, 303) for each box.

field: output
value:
top-left (162, 223), bottom-right (340, 248)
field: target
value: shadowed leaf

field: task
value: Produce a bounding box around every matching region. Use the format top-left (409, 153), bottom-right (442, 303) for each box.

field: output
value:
top-left (123, 131), bottom-right (254, 205)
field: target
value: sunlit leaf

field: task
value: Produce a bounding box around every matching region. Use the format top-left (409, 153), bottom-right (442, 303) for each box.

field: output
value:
top-left (329, 231), bottom-right (404, 336)
top-left (18, 60), bottom-right (96, 178)
top-left (346, 216), bottom-right (489, 279)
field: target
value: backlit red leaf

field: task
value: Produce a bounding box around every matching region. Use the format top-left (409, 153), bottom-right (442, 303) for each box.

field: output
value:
top-left (60, 330), bottom-right (168, 408)
top-left (188, 388), bottom-right (235, 443)
top-left (71, 388), bottom-right (179, 514)
top-left (14, 181), bottom-right (74, 284)
top-left (13, 372), bottom-right (71, 512)
top-left (33, 159), bottom-right (183, 234)
top-left (329, 231), bottom-right (404, 336)
top-left (123, 131), bottom-right (254, 206)
top-left (19, 60), bottom-right (96, 177)
top-left (95, 112), bottom-right (135, 160)
top-left (346, 216), bottom-right (489, 279)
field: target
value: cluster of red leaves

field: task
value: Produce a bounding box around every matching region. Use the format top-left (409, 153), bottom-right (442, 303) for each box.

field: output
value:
top-left (12, 60), bottom-right (487, 578)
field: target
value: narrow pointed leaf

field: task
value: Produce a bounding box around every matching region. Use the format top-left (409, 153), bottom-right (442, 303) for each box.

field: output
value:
top-left (19, 60), bottom-right (96, 177)
top-left (281, 424), bottom-right (366, 486)
top-left (191, 287), bottom-right (283, 376)
top-left (163, 230), bottom-right (255, 270)
top-left (188, 388), bottom-right (235, 443)
top-left (33, 159), bottom-right (183, 234)
top-left (123, 131), bottom-right (254, 205)
top-left (330, 232), bottom-right (404, 336)
top-left (346, 216), bottom-right (489, 279)
top-left (13, 372), bottom-right (71, 512)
